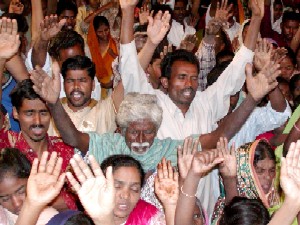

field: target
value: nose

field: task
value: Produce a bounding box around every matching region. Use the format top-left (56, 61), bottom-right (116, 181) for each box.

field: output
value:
top-left (11, 195), bottom-right (22, 213)
top-left (137, 131), bottom-right (144, 143)
top-left (185, 77), bottom-right (192, 87)
top-left (74, 80), bottom-right (80, 89)
top-left (120, 188), bottom-right (130, 200)
top-left (34, 113), bottom-right (41, 124)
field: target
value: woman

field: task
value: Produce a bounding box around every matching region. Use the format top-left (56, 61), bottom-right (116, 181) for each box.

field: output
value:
top-left (212, 139), bottom-right (280, 224)
top-left (0, 148), bottom-right (58, 225)
top-left (100, 155), bottom-right (166, 225)
top-left (87, 15), bottom-right (118, 99)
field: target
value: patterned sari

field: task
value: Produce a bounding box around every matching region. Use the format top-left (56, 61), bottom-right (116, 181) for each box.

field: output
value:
top-left (211, 140), bottom-right (280, 224)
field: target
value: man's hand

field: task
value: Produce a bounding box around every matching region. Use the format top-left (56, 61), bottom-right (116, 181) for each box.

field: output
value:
top-left (205, 18), bottom-right (223, 36)
top-left (40, 15), bottom-right (66, 42)
top-left (9, 0), bottom-right (24, 14)
top-left (179, 35), bottom-right (198, 52)
top-left (214, 0), bottom-right (233, 27)
top-left (147, 10), bottom-right (171, 45)
top-left (155, 158), bottom-right (179, 207)
top-left (66, 154), bottom-right (115, 222)
top-left (139, 5), bottom-right (150, 25)
top-left (254, 38), bottom-right (273, 71)
top-left (249, 0), bottom-right (264, 19)
top-left (30, 62), bottom-right (61, 104)
top-left (0, 17), bottom-right (20, 60)
top-left (119, 0), bottom-right (139, 9)
top-left (26, 151), bottom-right (65, 209)
top-left (246, 61), bottom-right (280, 102)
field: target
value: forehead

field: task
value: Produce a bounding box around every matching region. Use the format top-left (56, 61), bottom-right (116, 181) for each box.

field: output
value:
top-left (20, 99), bottom-right (48, 111)
top-left (283, 20), bottom-right (299, 27)
top-left (96, 24), bottom-right (109, 31)
top-left (0, 174), bottom-right (27, 194)
top-left (174, 1), bottom-right (187, 8)
top-left (113, 166), bottom-right (141, 183)
top-left (59, 10), bottom-right (76, 17)
top-left (255, 158), bottom-right (275, 169)
top-left (127, 119), bottom-right (156, 130)
top-left (171, 60), bottom-right (198, 75)
top-left (65, 69), bottom-right (91, 79)
top-left (59, 44), bottom-right (84, 62)
top-left (280, 57), bottom-right (294, 65)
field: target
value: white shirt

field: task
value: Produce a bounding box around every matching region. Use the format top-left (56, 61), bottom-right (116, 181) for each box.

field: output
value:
top-left (229, 101), bottom-right (291, 148)
top-left (120, 40), bottom-right (254, 217)
top-left (167, 19), bottom-right (196, 47)
top-left (25, 48), bottom-right (101, 101)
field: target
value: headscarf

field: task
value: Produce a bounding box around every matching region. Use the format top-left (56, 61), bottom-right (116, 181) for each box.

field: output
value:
top-left (46, 210), bottom-right (80, 225)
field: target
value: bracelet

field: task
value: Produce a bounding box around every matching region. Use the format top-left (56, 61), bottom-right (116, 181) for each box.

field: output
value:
top-left (294, 124), bottom-right (300, 132)
top-left (180, 185), bottom-right (196, 198)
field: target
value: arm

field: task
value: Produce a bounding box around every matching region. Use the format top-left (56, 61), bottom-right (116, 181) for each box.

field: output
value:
top-left (66, 154), bottom-right (115, 225)
top-left (175, 150), bottom-right (223, 225)
top-left (46, 0), bottom-right (57, 15)
top-left (30, 0), bottom-right (43, 46)
top-left (5, 54), bottom-right (29, 81)
top-left (290, 27), bottom-right (300, 53)
top-left (200, 61), bottom-right (280, 149)
top-left (83, 2), bottom-right (115, 24)
top-left (30, 63), bottom-right (90, 153)
top-left (31, 15), bottom-right (66, 68)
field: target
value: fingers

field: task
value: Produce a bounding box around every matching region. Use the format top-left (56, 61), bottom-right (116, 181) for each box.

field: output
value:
top-left (46, 151), bottom-right (58, 174)
top-left (88, 155), bottom-right (104, 177)
top-left (53, 173), bottom-right (66, 192)
top-left (31, 158), bottom-right (39, 176)
top-left (66, 171), bottom-right (81, 192)
top-left (70, 154), bottom-right (94, 183)
top-left (192, 138), bottom-right (200, 154)
top-left (38, 151), bottom-right (49, 173)
top-left (105, 166), bottom-right (115, 190)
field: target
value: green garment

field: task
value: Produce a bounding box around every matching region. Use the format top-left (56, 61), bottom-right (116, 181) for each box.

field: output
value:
top-left (87, 132), bottom-right (182, 172)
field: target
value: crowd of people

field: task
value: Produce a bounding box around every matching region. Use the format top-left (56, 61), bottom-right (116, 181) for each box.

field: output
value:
top-left (0, 0), bottom-right (300, 224)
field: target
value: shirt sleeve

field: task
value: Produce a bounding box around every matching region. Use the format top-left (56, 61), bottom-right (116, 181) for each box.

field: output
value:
top-left (25, 48), bottom-right (52, 75)
top-left (96, 97), bottom-right (117, 134)
top-left (120, 41), bottom-right (155, 95)
top-left (202, 44), bottom-right (254, 123)
top-left (195, 40), bottom-right (216, 91)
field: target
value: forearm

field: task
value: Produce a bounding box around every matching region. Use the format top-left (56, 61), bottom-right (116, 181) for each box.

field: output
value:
top-left (31, 0), bottom-right (44, 45)
top-left (84, 3), bottom-right (111, 24)
top-left (269, 87), bottom-right (288, 112)
top-left (283, 117), bottom-right (300, 156)
top-left (268, 198), bottom-right (300, 225)
top-left (48, 100), bottom-right (89, 153)
top-left (290, 28), bottom-right (300, 52)
top-left (138, 39), bottom-right (157, 70)
top-left (222, 176), bottom-right (238, 204)
top-left (191, 0), bottom-right (201, 17)
top-left (32, 36), bottom-right (49, 68)
top-left (244, 16), bottom-right (262, 51)
top-left (46, 0), bottom-right (57, 15)
top-left (120, 8), bottom-right (135, 44)
top-left (175, 171), bottom-right (202, 225)
top-left (15, 200), bottom-right (44, 225)
top-left (5, 55), bottom-right (29, 81)
top-left (164, 205), bottom-right (176, 225)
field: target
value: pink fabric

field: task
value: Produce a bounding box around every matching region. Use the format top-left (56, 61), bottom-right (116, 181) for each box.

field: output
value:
top-left (125, 200), bottom-right (158, 225)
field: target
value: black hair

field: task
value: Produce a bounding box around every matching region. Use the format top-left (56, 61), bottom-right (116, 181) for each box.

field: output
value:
top-left (1, 13), bottom-right (29, 33)
top-left (282, 10), bottom-right (300, 23)
top-left (56, 0), bottom-right (78, 16)
top-left (206, 61), bottom-right (231, 87)
top-left (273, 0), bottom-right (283, 6)
top-left (10, 79), bottom-right (42, 111)
top-left (101, 155), bottom-right (145, 185)
top-left (48, 30), bottom-right (85, 61)
top-left (277, 76), bottom-right (290, 84)
top-left (220, 196), bottom-right (270, 225)
top-left (283, 46), bottom-right (297, 66)
top-left (289, 73), bottom-right (300, 95)
top-left (161, 49), bottom-right (200, 79)
top-left (0, 148), bottom-right (31, 183)
top-left (61, 55), bottom-right (96, 80)
top-left (216, 50), bottom-right (234, 65)
top-left (253, 140), bottom-right (275, 167)
top-left (151, 4), bottom-right (172, 19)
top-left (93, 15), bottom-right (109, 31)
top-left (65, 212), bottom-right (94, 225)
top-left (134, 24), bottom-right (148, 34)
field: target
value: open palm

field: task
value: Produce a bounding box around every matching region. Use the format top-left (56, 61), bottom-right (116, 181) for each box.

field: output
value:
top-left (0, 18), bottom-right (20, 59)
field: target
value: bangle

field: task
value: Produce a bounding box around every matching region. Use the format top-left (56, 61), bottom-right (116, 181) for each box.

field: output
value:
top-left (180, 185), bottom-right (196, 198)
top-left (294, 124), bottom-right (300, 132)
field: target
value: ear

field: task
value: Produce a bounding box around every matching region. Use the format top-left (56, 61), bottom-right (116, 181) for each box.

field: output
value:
top-left (12, 107), bottom-right (19, 120)
top-left (160, 77), bottom-right (169, 89)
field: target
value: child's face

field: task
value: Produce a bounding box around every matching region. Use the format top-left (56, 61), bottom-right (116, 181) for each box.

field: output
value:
top-left (273, 3), bottom-right (283, 21)
top-left (280, 57), bottom-right (295, 81)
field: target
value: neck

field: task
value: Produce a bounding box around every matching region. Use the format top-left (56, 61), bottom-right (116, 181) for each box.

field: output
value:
top-left (114, 216), bottom-right (127, 225)
top-left (66, 100), bottom-right (91, 112)
top-left (21, 132), bottom-right (48, 159)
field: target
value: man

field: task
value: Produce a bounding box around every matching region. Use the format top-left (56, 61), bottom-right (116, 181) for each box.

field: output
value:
top-left (0, 18), bottom-right (75, 211)
top-left (56, 0), bottom-right (78, 30)
top-left (48, 55), bottom-right (117, 136)
top-left (119, 0), bottom-right (264, 214)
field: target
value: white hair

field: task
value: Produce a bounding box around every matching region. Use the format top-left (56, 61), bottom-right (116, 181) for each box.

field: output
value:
top-left (116, 93), bottom-right (163, 129)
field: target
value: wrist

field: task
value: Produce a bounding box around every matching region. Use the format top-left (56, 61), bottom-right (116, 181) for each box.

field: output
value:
top-left (145, 38), bottom-right (159, 48)
top-left (23, 199), bottom-right (45, 212)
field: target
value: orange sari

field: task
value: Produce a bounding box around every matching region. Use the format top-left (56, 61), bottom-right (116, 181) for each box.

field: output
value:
top-left (87, 21), bottom-right (118, 99)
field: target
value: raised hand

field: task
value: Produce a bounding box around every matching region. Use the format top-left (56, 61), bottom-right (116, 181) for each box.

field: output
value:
top-left (66, 154), bottom-right (115, 222)
top-left (217, 137), bottom-right (237, 178)
top-left (190, 149), bottom-right (224, 178)
top-left (177, 137), bottom-right (199, 180)
top-left (155, 158), bottom-right (179, 206)
top-left (9, 0), bottom-right (24, 14)
top-left (246, 61), bottom-right (280, 102)
top-left (139, 5), bottom-right (150, 25)
top-left (249, 0), bottom-right (264, 19)
top-left (280, 140), bottom-right (300, 203)
top-left (30, 61), bottom-right (61, 104)
top-left (0, 17), bottom-right (20, 60)
top-left (40, 15), bottom-right (66, 42)
top-left (272, 47), bottom-right (287, 64)
top-left (205, 18), bottom-right (223, 36)
top-left (254, 38), bottom-right (273, 71)
top-left (26, 151), bottom-right (65, 208)
top-left (214, 0), bottom-right (233, 27)
top-left (160, 44), bottom-right (173, 60)
top-left (147, 10), bottom-right (171, 45)
top-left (179, 34), bottom-right (198, 52)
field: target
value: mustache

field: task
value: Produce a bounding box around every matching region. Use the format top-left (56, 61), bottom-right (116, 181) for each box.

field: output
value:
top-left (30, 124), bottom-right (44, 129)
top-left (131, 142), bottom-right (150, 148)
top-left (70, 90), bottom-right (84, 96)
top-left (181, 87), bottom-right (195, 93)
